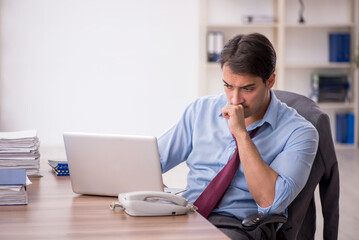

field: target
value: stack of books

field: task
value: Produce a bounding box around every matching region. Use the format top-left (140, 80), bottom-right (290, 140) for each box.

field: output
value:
top-left (0, 130), bottom-right (41, 177)
top-left (0, 168), bottom-right (29, 205)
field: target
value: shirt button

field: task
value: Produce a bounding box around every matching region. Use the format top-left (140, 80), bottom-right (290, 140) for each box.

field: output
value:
top-left (229, 147), bottom-right (232, 151)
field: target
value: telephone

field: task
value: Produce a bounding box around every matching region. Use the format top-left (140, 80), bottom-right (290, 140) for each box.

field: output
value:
top-left (110, 191), bottom-right (197, 216)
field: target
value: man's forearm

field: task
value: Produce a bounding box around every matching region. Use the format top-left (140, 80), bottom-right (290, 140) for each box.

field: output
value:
top-left (236, 131), bottom-right (278, 208)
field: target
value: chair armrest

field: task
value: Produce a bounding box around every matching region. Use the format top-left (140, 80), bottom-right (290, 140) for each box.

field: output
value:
top-left (242, 213), bottom-right (287, 231)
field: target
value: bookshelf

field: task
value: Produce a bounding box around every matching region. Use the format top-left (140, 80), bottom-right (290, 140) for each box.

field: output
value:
top-left (198, 0), bottom-right (359, 149)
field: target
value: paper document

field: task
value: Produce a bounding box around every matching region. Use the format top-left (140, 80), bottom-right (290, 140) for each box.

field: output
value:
top-left (0, 130), bottom-right (41, 177)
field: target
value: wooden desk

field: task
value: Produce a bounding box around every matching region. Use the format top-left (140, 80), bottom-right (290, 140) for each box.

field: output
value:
top-left (0, 163), bottom-right (228, 240)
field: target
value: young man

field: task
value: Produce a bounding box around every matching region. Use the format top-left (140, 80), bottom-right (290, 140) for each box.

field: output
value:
top-left (158, 33), bottom-right (318, 239)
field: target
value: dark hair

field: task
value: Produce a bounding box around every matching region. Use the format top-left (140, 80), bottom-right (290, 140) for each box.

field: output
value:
top-left (218, 33), bottom-right (276, 82)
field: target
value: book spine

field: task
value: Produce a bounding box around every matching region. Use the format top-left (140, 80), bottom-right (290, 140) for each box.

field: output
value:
top-left (336, 113), bottom-right (346, 143)
top-left (336, 113), bottom-right (355, 144)
top-left (347, 113), bottom-right (354, 144)
top-left (342, 33), bottom-right (351, 62)
top-left (329, 33), bottom-right (351, 63)
top-left (329, 33), bottom-right (339, 62)
top-left (214, 32), bottom-right (224, 62)
top-left (207, 31), bottom-right (224, 63)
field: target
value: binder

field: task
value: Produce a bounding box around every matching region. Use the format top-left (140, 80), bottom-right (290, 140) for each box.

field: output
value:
top-left (329, 34), bottom-right (339, 62)
top-left (336, 113), bottom-right (355, 144)
top-left (214, 32), bottom-right (224, 62)
top-left (329, 33), bottom-right (350, 62)
top-left (336, 114), bottom-right (346, 143)
top-left (0, 169), bottom-right (28, 205)
top-left (347, 113), bottom-right (354, 144)
top-left (207, 31), bottom-right (224, 62)
top-left (342, 33), bottom-right (351, 62)
top-left (48, 160), bottom-right (70, 176)
top-left (207, 32), bottom-right (215, 62)
top-left (0, 168), bottom-right (26, 185)
top-left (311, 73), bottom-right (349, 103)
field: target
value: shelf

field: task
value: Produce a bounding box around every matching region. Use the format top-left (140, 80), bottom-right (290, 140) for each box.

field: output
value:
top-left (318, 102), bottom-right (354, 110)
top-left (285, 23), bottom-right (354, 29)
top-left (334, 142), bottom-right (356, 150)
top-left (205, 62), bottom-right (221, 69)
top-left (207, 23), bottom-right (278, 29)
top-left (200, 0), bottom-right (358, 148)
top-left (285, 63), bottom-right (352, 69)
top-left (208, 62), bottom-right (352, 70)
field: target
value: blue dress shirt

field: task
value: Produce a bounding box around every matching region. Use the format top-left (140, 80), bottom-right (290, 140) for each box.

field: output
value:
top-left (158, 90), bottom-right (319, 220)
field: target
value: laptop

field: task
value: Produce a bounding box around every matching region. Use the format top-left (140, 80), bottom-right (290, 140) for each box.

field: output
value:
top-left (63, 132), bottom-right (164, 197)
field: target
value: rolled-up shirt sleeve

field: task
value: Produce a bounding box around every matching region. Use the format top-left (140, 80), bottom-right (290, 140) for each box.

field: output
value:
top-left (257, 125), bottom-right (319, 214)
top-left (158, 100), bottom-right (197, 173)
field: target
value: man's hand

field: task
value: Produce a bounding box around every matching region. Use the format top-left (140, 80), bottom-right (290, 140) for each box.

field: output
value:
top-left (222, 104), bottom-right (246, 137)
top-left (222, 103), bottom-right (278, 208)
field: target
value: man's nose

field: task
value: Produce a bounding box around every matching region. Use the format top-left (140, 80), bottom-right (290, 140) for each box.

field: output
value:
top-left (231, 89), bottom-right (244, 105)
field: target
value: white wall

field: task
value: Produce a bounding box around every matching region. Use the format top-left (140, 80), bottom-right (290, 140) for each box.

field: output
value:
top-left (0, 0), bottom-right (199, 146)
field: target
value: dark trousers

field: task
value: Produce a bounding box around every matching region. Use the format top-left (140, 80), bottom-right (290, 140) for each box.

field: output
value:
top-left (207, 213), bottom-right (266, 240)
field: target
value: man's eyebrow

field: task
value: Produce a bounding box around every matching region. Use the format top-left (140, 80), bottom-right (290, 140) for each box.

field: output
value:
top-left (240, 83), bottom-right (256, 89)
top-left (222, 80), bottom-right (256, 89)
top-left (222, 79), bottom-right (231, 86)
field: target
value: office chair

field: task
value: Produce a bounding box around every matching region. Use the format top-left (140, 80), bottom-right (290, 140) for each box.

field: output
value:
top-left (241, 90), bottom-right (340, 240)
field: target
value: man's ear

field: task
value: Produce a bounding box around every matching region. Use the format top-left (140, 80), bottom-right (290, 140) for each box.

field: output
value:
top-left (266, 73), bottom-right (276, 89)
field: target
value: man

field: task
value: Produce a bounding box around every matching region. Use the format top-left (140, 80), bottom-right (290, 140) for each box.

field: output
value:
top-left (158, 33), bottom-right (319, 239)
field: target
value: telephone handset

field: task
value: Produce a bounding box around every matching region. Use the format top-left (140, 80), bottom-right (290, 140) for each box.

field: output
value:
top-left (110, 191), bottom-right (197, 216)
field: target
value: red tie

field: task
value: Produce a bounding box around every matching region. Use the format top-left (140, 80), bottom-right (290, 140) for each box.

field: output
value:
top-left (194, 128), bottom-right (259, 218)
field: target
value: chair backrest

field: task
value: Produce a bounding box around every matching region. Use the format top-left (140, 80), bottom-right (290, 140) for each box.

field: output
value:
top-left (274, 90), bottom-right (339, 240)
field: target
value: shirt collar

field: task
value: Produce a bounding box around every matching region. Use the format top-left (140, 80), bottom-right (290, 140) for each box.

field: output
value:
top-left (218, 89), bottom-right (279, 130)
top-left (248, 89), bottom-right (279, 130)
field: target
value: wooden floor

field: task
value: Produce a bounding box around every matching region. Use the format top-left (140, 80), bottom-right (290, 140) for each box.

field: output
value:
top-left (315, 148), bottom-right (359, 240)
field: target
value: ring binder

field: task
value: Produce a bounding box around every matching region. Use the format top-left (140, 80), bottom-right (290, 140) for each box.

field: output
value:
top-left (48, 160), bottom-right (69, 176)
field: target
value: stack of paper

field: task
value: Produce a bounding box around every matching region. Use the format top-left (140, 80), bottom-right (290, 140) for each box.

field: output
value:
top-left (0, 130), bottom-right (41, 176)
top-left (0, 168), bottom-right (30, 205)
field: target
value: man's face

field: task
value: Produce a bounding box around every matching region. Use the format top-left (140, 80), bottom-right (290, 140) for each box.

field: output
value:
top-left (222, 64), bottom-right (275, 120)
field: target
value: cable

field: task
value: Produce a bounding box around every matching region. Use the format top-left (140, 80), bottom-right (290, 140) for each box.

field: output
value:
top-left (110, 202), bottom-right (123, 210)
top-left (299, 0), bottom-right (305, 23)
